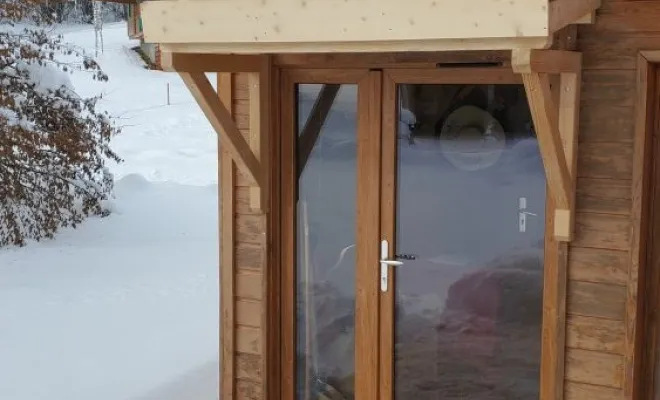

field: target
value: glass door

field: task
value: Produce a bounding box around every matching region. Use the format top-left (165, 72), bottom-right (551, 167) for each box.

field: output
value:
top-left (280, 69), bottom-right (382, 400)
top-left (379, 69), bottom-right (547, 400)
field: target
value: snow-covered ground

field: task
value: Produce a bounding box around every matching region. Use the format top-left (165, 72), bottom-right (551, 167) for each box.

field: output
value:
top-left (0, 23), bottom-right (220, 400)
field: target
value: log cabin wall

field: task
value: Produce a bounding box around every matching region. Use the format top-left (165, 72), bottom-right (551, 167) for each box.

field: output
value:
top-left (568, 1), bottom-right (659, 398)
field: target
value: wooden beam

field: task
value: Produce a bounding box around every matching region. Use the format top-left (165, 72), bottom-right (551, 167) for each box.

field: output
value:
top-left (274, 51), bottom-right (511, 69)
top-left (156, 37), bottom-right (552, 55)
top-left (180, 72), bottom-right (263, 187)
top-left (161, 51), bottom-right (262, 72)
top-left (521, 73), bottom-right (573, 219)
top-left (247, 56), bottom-right (273, 211)
top-left (511, 49), bottom-right (581, 74)
top-left (217, 72), bottom-right (235, 400)
top-left (550, 25), bottom-right (578, 52)
top-left (641, 51), bottom-right (660, 63)
top-left (575, 13), bottom-right (596, 24)
top-left (554, 70), bottom-right (581, 241)
top-left (142, 0), bottom-right (552, 53)
top-left (549, 0), bottom-right (601, 33)
top-left (297, 84), bottom-right (341, 178)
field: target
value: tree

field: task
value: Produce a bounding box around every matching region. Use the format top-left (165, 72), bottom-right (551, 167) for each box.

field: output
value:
top-left (0, 0), bottom-right (121, 246)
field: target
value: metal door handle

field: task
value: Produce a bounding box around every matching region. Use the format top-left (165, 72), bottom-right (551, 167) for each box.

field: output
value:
top-left (380, 240), bottom-right (403, 292)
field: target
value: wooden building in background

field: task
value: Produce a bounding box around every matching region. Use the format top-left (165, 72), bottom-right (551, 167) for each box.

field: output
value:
top-left (99, 0), bottom-right (162, 68)
top-left (138, 0), bottom-right (660, 399)
top-left (125, 0), bottom-right (141, 40)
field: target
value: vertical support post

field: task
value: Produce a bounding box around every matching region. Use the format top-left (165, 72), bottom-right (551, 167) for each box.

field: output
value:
top-left (248, 56), bottom-right (272, 211)
top-left (555, 70), bottom-right (581, 241)
top-left (218, 72), bottom-right (235, 400)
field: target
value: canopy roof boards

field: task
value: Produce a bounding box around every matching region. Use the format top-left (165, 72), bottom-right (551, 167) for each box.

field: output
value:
top-left (139, 0), bottom-right (600, 54)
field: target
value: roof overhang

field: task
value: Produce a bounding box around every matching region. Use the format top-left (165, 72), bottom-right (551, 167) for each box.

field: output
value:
top-left (140, 0), bottom-right (600, 54)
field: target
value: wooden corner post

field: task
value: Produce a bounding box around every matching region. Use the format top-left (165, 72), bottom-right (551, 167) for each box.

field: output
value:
top-left (247, 56), bottom-right (272, 211)
top-left (512, 49), bottom-right (582, 242)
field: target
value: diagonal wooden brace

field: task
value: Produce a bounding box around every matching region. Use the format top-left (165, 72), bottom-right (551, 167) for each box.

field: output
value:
top-left (297, 84), bottom-right (341, 179)
top-left (515, 50), bottom-right (581, 242)
top-left (523, 73), bottom-right (572, 209)
top-left (180, 71), bottom-right (264, 189)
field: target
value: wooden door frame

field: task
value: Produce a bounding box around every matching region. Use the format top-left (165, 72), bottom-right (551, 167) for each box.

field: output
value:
top-left (279, 68), bottom-right (382, 400)
top-left (277, 66), bottom-right (568, 400)
top-left (635, 51), bottom-right (660, 400)
top-left (378, 67), bottom-right (565, 400)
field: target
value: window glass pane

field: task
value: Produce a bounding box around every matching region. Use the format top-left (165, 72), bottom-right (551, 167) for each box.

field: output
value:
top-left (296, 84), bottom-right (357, 400)
top-left (394, 83), bottom-right (546, 399)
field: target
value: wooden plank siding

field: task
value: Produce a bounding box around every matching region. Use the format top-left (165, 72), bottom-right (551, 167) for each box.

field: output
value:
top-left (225, 73), bottom-right (268, 400)
top-left (565, 1), bottom-right (660, 398)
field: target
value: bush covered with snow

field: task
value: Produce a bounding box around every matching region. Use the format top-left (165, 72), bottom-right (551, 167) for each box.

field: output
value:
top-left (0, 0), bottom-right (121, 246)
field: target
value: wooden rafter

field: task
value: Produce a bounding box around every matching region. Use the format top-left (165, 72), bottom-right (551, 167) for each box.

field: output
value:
top-left (511, 49), bottom-right (581, 74)
top-left (161, 51), bottom-right (262, 73)
top-left (513, 49), bottom-right (582, 241)
top-left (180, 72), bottom-right (263, 188)
top-left (549, 0), bottom-right (601, 34)
top-left (297, 84), bottom-right (341, 178)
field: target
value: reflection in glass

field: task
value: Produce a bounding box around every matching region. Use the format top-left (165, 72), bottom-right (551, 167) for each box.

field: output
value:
top-left (296, 84), bottom-right (357, 400)
top-left (394, 84), bottom-right (546, 399)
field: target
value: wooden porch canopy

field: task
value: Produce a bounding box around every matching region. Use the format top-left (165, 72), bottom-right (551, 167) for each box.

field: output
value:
top-left (140, 0), bottom-right (599, 53)
top-left (139, 0), bottom-right (601, 242)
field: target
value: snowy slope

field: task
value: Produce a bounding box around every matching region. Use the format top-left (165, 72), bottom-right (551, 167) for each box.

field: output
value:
top-left (0, 23), bottom-right (220, 400)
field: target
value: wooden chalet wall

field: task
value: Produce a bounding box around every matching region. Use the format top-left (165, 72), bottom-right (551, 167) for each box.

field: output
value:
top-left (217, 2), bottom-right (660, 399)
top-left (565, 1), bottom-right (658, 398)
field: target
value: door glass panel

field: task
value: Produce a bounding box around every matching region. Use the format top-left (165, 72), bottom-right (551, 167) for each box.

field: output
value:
top-left (296, 84), bottom-right (357, 400)
top-left (394, 84), bottom-right (546, 399)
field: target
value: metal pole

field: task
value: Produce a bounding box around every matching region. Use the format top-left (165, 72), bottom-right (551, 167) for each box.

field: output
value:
top-left (93, 1), bottom-right (103, 57)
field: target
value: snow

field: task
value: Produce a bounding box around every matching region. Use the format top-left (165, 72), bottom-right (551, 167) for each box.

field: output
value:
top-left (21, 59), bottom-right (75, 96)
top-left (0, 23), bottom-right (220, 400)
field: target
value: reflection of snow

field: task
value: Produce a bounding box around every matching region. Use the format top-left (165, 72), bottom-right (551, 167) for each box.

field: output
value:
top-left (503, 137), bottom-right (545, 174)
top-left (427, 254), bottom-right (471, 267)
top-left (296, 83), bottom-right (546, 399)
